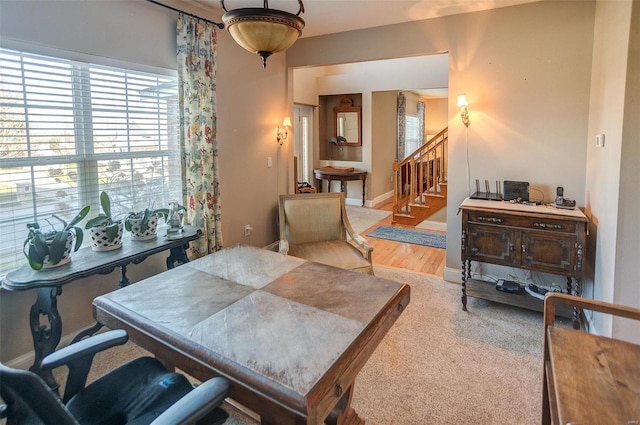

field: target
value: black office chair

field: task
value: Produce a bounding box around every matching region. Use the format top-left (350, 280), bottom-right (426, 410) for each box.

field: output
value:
top-left (0, 329), bottom-right (231, 425)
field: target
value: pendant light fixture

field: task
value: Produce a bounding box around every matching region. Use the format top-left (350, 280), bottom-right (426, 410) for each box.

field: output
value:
top-left (221, 0), bottom-right (305, 68)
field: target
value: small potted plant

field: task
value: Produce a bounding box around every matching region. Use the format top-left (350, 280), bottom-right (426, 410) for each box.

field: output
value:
top-left (23, 206), bottom-right (90, 270)
top-left (85, 191), bottom-right (124, 251)
top-left (124, 204), bottom-right (169, 241)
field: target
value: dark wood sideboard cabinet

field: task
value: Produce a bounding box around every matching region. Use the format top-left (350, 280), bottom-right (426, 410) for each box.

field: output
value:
top-left (459, 198), bottom-right (588, 327)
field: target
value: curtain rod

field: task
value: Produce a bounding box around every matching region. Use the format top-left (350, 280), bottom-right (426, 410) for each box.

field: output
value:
top-left (145, 0), bottom-right (225, 29)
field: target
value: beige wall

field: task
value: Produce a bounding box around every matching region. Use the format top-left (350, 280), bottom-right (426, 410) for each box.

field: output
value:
top-left (585, 0), bottom-right (639, 343)
top-left (288, 0), bottom-right (595, 279)
top-left (424, 98), bottom-right (448, 137)
top-left (616, 1), bottom-right (640, 343)
top-left (287, 0), bottom-right (639, 341)
top-left (371, 91), bottom-right (398, 198)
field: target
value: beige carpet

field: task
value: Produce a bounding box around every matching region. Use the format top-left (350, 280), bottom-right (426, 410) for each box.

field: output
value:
top-left (345, 205), bottom-right (391, 234)
top-left (52, 266), bottom-right (549, 424)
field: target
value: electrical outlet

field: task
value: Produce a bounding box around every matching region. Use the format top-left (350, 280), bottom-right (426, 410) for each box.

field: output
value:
top-left (244, 224), bottom-right (253, 236)
top-left (267, 157), bottom-right (273, 168)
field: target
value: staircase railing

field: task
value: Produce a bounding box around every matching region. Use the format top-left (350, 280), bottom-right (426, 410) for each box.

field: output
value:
top-left (393, 127), bottom-right (448, 217)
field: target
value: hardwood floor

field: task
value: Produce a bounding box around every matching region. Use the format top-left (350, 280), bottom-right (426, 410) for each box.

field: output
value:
top-left (363, 200), bottom-right (446, 276)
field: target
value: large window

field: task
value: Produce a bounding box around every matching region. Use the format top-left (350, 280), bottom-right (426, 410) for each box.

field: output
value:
top-left (0, 48), bottom-right (181, 275)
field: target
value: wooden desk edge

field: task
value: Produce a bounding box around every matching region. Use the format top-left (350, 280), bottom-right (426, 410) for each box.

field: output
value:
top-left (307, 283), bottom-right (411, 424)
top-left (458, 204), bottom-right (588, 223)
top-left (543, 292), bottom-right (640, 328)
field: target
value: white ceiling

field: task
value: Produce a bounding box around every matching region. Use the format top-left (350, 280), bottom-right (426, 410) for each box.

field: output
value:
top-left (191, 0), bottom-right (542, 38)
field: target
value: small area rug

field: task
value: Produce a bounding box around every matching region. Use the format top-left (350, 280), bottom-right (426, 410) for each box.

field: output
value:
top-left (367, 226), bottom-right (446, 248)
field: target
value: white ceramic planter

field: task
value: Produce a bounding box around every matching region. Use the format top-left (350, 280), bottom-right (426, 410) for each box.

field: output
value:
top-left (41, 233), bottom-right (74, 269)
top-left (89, 222), bottom-right (124, 251)
top-left (127, 214), bottom-right (158, 241)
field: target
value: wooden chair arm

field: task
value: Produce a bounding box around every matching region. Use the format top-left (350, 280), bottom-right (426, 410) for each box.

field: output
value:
top-left (341, 205), bottom-right (373, 260)
top-left (543, 292), bottom-right (640, 329)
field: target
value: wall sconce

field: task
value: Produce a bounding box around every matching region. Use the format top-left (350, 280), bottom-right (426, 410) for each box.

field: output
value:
top-left (276, 116), bottom-right (292, 146)
top-left (457, 94), bottom-right (470, 127)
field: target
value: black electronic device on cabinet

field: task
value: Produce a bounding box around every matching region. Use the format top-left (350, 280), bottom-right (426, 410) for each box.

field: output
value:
top-left (503, 180), bottom-right (530, 203)
top-left (470, 179), bottom-right (502, 201)
top-left (555, 186), bottom-right (576, 210)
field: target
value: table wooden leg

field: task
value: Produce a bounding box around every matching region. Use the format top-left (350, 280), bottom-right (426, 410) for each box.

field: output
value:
top-left (568, 277), bottom-right (583, 329)
top-left (29, 286), bottom-right (63, 391)
top-left (461, 259), bottom-right (469, 311)
top-left (326, 384), bottom-right (365, 425)
top-left (541, 361), bottom-right (552, 425)
top-left (119, 264), bottom-right (130, 288)
top-left (167, 244), bottom-right (190, 269)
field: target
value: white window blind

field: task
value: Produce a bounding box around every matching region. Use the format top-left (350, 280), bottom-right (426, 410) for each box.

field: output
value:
top-left (0, 48), bottom-right (182, 276)
top-left (404, 115), bottom-right (420, 158)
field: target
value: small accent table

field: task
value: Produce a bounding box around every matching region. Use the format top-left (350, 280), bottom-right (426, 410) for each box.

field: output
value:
top-left (1, 225), bottom-right (201, 390)
top-left (459, 198), bottom-right (588, 328)
top-left (314, 168), bottom-right (367, 206)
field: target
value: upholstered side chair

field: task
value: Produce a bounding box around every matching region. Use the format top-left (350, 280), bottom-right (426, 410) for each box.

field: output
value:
top-left (278, 192), bottom-right (374, 275)
top-left (0, 329), bottom-right (230, 425)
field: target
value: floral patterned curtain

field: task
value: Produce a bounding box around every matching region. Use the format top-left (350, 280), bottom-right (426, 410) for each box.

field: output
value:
top-left (397, 92), bottom-right (406, 162)
top-left (177, 14), bottom-right (222, 257)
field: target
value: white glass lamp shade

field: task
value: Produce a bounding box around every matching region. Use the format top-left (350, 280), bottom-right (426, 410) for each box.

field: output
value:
top-left (223, 8), bottom-right (305, 68)
top-left (282, 116), bottom-right (292, 127)
top-left (457, 94), bottom-right (469, 108)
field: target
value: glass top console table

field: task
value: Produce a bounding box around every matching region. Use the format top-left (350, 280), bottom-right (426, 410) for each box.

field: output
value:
top-left (1, 225), bottom-right (201, 390)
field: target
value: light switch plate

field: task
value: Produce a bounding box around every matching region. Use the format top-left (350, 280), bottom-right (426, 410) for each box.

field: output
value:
top-left (596, 133), bottom-right (605, 147)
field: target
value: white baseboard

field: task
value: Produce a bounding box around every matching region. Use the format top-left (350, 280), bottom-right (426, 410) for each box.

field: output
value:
top-left (443, 266), bottom-right (463, 283)
top-left (368, 190), bottom-right (393, 208)
top-left (345, 190), bottom-right (393, 208)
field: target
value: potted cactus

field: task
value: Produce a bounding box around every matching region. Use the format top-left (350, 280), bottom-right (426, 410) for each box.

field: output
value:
top-left (23, 206), bottom-right (90, 270)
top-left (85, 191), bottom-right (124, 251)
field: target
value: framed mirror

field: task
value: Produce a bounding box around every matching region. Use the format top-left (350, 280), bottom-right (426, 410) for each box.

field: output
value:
top-left (334, 97), bottom-right (361, 146)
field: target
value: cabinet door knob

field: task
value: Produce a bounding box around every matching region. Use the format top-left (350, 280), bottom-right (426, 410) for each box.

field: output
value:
top-left (534, 222), bottom-right (564, 230)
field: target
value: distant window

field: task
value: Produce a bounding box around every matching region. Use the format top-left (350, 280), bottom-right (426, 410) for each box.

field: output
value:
top-left (0, 48), bottom-right (181, 275)
top-left (404, 115), bottom-right (420, 158)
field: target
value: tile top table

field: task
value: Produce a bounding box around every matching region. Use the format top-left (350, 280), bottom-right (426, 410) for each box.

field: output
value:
top-left (93, 245), bottom-right (410, 425)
